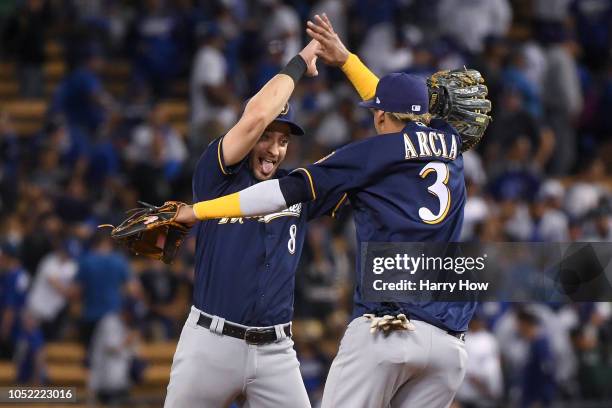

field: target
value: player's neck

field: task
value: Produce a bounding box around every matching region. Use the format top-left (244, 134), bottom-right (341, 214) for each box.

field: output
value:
top-left (378, 123), bottom-right (405, 135)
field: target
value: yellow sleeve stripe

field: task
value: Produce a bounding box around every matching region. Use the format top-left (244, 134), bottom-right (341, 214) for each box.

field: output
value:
top-left (331, 193), bottom-right (348, 218)
top-left (193, 192), bottom-right (242, 220)
top-left (295, 168), bottom-right (316, 200)
top-left (340, 53), bottom-right (379, 101)
top-left (217, 137), bottom-right (228, 175)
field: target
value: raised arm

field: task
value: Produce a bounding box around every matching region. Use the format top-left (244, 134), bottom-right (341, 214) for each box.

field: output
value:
top-left (221, 40), bottom-right (320, 166)
top-left (306, 14), bottom-right (378, 101)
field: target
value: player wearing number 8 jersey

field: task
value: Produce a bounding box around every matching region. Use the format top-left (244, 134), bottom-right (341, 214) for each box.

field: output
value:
top-left (178, 56), bottom-right (473, 408)
top-left (164, 41), bottom-right (346, 407)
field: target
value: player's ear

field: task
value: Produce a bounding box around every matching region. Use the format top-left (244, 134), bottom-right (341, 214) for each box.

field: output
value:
top-left (374, 110), bottom-right (385, 127)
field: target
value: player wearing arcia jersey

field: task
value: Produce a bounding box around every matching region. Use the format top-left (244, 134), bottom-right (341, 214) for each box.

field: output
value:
top-left (177, 27), bottom-right (480, 406)
top-left (175, 14), bottom-right (477, 407)
top-left (178, 70), bottom-right (472, 407)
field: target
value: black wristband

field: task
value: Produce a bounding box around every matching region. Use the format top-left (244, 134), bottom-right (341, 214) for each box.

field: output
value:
top-left (279, 55), bottom-right (307, 85)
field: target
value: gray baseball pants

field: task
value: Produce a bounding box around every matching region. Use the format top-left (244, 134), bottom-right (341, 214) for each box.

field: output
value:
top-left (321, 317), bottom-right (467, 408)
top-left (164, 306), bottom-right (311, 408)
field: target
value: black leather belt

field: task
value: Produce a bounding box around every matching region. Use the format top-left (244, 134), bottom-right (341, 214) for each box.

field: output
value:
top-left (413, 318), bottom-right (465, 341)
top-left (197, 314), bottom-right (291, 345)
top-left (447, 330), bottom-right (466, 342)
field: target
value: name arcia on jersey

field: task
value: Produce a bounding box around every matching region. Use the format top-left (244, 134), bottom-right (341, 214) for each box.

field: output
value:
top-left (404, 131), bottom-right (458, 161)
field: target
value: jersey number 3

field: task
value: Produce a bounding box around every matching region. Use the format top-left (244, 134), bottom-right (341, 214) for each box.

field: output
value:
top-left (418, 162), bottom-right (451, 224)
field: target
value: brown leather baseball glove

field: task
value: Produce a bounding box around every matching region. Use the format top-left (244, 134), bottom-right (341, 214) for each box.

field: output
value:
top-left (428, 68), bottom-right (492, 152)
top-left (99, 201), bottom-right (190, 264)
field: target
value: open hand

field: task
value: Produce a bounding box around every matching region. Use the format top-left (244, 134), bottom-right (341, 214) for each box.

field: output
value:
top-left (298, 39), bottom-right (320, 77)
top-left (306, 14), bottom-right (349, 67)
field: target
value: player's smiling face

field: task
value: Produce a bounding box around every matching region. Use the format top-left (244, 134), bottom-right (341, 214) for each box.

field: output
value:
top-left (249, 121), bottom-right (291, 181)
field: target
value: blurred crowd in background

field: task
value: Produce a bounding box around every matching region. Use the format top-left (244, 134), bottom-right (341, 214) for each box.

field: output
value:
top-left (1, 0), bottom-right (612, 406)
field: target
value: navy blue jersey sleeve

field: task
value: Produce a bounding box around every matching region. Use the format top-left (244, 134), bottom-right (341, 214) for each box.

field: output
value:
top-left (278, 171), bottom-right (348, 220)
top-left (193, 136), bottom-right (246, 201)
top-left (292, 136), bottom-right (390, 205)
top-left (304, 191), bottom-right (349, 220)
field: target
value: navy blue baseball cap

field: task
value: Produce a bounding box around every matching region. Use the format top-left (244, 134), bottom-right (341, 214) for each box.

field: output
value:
top-left (272, 102), bottom-right (304, 136)
top-left (242, 100), bottom-right (304, 136)
top-left (359, 73), bottom-right (429, 114)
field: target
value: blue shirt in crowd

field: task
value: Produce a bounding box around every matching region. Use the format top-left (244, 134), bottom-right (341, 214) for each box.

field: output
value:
top-left (52, 67), bottom-right (105, 132)
top-left (522, 335), bottom-right (556, 407)
top-left (0, 267), bottom-right (29, 340)
top-left (76, 251), bottom-right (130, 322)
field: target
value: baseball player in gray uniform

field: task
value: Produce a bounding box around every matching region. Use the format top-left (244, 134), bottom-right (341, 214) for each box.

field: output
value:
top-left (306, 16), bottom-right (472, 407)
top-left (177, 14), bottom-right (474, 408)
top-left (164, 40), bottom-right (346, 407)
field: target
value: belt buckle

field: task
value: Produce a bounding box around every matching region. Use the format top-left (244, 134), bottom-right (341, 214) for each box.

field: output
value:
top-left (244, 327), bottom-right (267, 345)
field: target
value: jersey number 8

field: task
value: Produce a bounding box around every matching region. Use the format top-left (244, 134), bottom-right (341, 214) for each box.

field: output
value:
top-left (288, 224), bottom-right (297, 254)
